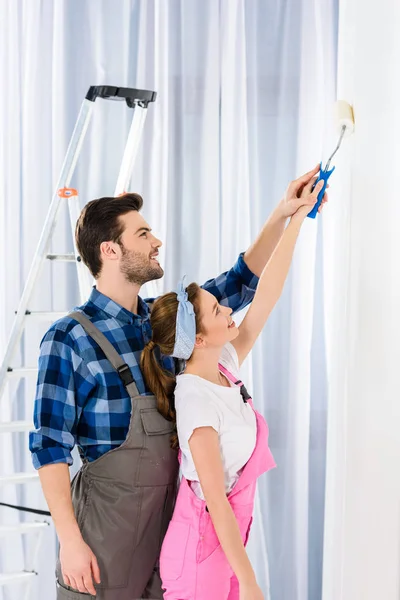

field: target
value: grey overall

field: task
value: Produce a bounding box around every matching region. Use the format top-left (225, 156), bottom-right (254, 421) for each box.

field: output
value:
top-left (56, 312), bottom-right (179, 600)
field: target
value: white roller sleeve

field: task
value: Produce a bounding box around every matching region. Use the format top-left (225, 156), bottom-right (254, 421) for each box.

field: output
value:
top-left (334, 100), bottom-right (355, 136)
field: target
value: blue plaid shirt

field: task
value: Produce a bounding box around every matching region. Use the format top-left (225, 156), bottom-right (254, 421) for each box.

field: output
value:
top-left (30, 253), bottom-right (258, 469)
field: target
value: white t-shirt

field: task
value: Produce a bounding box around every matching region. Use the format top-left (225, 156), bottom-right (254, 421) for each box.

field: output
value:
top-left (174, 342), bottom-right (257, 500)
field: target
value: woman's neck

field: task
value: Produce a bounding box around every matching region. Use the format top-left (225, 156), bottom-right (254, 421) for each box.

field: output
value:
top-left (184, 348), bottom-right (229, 386)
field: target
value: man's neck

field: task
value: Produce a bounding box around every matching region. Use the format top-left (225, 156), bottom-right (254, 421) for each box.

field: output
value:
top-left (96, 276), bottom-right (141, 314)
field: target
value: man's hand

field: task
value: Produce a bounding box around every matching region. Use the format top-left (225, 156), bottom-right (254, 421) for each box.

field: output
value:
top-left (277, 164), bottom-right (329, 218)
top-left (60, 536), bottom-right (101, 595)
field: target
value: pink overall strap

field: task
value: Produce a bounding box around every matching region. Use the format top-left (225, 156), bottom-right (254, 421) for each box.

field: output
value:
top-left (218, 363), bottom-right (244, 386)
top-left (218, 363), bottom-right (253, 405)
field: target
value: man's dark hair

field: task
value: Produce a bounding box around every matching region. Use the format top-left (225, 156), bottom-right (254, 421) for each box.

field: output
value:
top-left (75, 193), bottom-right (143, 278)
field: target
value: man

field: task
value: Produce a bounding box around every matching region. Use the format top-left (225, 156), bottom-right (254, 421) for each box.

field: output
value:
top-left (30, 165), bottom-right (325, 599)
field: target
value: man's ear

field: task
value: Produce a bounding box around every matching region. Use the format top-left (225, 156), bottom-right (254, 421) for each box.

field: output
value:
top-left (100, 241), bottom-right (120, 261)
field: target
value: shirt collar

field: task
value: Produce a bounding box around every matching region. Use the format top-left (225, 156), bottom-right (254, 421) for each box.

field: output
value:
top-left (88, 287), bottom-right (150, 324)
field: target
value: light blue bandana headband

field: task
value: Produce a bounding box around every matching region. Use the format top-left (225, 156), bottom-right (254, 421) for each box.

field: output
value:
top-left (171, 276), bottom-right (196, 360)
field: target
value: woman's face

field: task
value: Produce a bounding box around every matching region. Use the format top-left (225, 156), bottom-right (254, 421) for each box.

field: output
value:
top-left (195, 289), bottom-right (239, 349)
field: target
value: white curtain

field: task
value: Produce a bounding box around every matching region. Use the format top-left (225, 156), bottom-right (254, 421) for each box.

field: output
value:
top-left (0, 1), bottom-right (338, 599)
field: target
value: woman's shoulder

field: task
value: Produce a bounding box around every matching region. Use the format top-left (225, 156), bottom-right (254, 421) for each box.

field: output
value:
top-left (174, 373), bottom-right (215, 403)
top-left (174, 376), bottom-right (222, 428)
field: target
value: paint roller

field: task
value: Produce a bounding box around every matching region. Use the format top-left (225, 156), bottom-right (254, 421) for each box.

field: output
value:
top-left (308, 100), bottom-right (355, 218)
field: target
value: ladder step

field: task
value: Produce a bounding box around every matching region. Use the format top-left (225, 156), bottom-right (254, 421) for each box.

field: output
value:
top-left (0, 421), bottom-right (33, 433)
top-left (46, 253), bottom-right (77, 262)
top-left (0, 522), bottom-right (49, 537)
top-left (0, 473), bottom-right (39, 485)
top-left (21, 311), bottom-right (66, 320)
top-left (0, 571), bottom-right (37, 586)
top-left (6, 368), bottom-right (38, 378)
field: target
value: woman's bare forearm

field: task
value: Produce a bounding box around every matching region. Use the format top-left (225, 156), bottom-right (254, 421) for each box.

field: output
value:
top-left (206, 496), bottom-right (256, 585)
top-left (243, 207), bottom-right (287, 277)
top-left (234, 216), bottom-right (303, 363)
top-left (252, 215), bottom-right (303, 313)
top-left (190, 428), bottom-right (257, 585)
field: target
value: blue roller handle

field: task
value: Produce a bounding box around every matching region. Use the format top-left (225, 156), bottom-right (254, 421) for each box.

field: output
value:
top-left (307, 163), bottom-right (335, 219)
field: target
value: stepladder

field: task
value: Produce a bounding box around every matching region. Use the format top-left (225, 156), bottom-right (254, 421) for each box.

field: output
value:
top-left (0, 85), bottom-right (157, 600)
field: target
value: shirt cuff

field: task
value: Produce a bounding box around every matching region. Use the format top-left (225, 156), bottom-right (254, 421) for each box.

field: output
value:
top-left (31, 446), bottom-right (73, 470)
top-left (233, 252), bottom-right (259, 290)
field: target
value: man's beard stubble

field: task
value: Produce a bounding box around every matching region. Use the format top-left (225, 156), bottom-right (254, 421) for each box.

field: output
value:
top-left (120, 246), bottom-right (164, 286)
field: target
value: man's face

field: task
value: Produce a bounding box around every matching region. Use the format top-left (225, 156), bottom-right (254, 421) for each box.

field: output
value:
top-left (118, 211), bottom-right (163, 285)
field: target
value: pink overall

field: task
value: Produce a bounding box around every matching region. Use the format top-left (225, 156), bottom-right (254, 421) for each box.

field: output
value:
top-left (160, 364), bottom-right (276, 599)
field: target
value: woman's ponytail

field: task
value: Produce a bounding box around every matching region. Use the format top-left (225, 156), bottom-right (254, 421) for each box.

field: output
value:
top-left (140, 341), bottom-right (178, 448)
top-left (140, 283), bottom-right (203, 450)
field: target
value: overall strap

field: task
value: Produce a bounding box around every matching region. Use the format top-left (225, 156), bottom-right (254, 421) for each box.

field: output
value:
top-left (218, 363), bottom-right (251, 403)
top-left (218, 364), bottom-right (244, 386)
top-left (69, 311), bottom-right (140, 398)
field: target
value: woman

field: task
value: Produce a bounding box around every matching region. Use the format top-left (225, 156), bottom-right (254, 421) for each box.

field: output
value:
top-left (140, 174), bottom-right (325, 600)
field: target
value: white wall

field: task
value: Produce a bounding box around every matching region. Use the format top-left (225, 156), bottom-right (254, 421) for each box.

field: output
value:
top-left (323, 0), bottom-right (400, 598)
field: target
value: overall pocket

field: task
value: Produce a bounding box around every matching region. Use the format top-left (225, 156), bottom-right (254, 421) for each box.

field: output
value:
top-left (197, 504), bottom-right (254, 561)
top-left (197, 510), bottom-right (221, 563)
top-left (244, 516), bottom-right (254, 546)
top-left (139, 408), bottom-right (179, 486)
top-left (56, 581), bottom-right (95, 599)
top-left (160, 521), bottom-right (191, 581)
top-left (79, 480), bottom-right (143, 589)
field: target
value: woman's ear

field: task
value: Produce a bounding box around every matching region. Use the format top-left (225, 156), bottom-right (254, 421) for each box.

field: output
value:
top-left (194, 334), bottom-right (205, 349)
